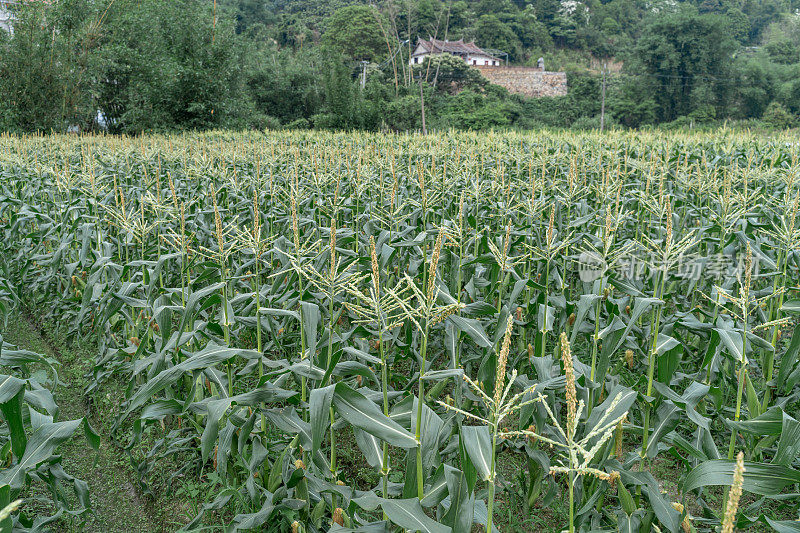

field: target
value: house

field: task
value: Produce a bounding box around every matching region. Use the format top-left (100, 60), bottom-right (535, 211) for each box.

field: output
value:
top-left (0, 0), bottom-right (15, 35)
top-left (410, 38), bottom-right (501, 67)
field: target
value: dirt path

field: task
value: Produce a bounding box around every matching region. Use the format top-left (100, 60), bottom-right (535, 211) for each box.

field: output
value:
top-left (4, 313), bottom-right (168, 532)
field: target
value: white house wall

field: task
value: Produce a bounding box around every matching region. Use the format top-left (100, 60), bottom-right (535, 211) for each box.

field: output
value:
top-left (466, 55), bottom-right (500, 66)
top-left (410, 52), bottom-right (500, 66)
top-left (411, 51), bottom-right (445, 65)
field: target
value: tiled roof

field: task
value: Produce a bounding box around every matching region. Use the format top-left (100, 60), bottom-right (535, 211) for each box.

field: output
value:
top-left (415, 38), bottom-right (498, 59)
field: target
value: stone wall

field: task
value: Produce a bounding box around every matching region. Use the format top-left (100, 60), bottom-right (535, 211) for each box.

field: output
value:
top-left (474, 66), bottom-right (568, 98)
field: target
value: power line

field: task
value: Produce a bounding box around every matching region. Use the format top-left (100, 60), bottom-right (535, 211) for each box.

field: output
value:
top-left (378, 39), bottom-right (409, 69)
top-left (609, 70), bottom-right (751, 83)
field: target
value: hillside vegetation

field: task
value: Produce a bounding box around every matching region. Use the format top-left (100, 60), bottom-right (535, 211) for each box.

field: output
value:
top-left (1, 0), bottom-right (800, 132)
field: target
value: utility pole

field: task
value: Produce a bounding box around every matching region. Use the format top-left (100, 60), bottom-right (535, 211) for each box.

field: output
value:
top-left (600, 62), bottom-right (607, 132)
top-left (419, 78), bottom-right (427, 135)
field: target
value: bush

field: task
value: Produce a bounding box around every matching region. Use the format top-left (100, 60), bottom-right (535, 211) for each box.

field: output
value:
top-left (663, 116), bottom-right (697, 129)
top-left (520, 96), bottom-right (578, 128)
top-left (382, 95), bottom-right (423, 132)
top-left (761, 101), bottom-right (796, 129)
top-left (448, 100), bottom-right (518, 129)
top-left (570, 115), bottom-right (618, 130)
top-left (412, 55), bottom-right (488, 95)
top-left (284, 118), bottom-right (311, 130)
top-left (608, 76), bottom-right (657, 128)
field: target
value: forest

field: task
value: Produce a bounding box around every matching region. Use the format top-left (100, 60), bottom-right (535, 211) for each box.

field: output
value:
top-left (1, 0), bottom-right (800, 133)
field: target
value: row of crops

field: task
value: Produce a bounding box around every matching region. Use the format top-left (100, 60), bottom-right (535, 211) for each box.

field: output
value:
top-left (1, 129), bottom-right (799, 532)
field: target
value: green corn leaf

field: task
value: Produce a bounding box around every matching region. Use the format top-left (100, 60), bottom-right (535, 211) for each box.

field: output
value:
top-left (776, 323), bottom-right (800, 392)
top-left (354, 428), bottom-right (384, 470)
top-left (381, 498), bottom-right (452, 533)
top-left (715, 327), bottom-right (745, 363)
top-left (780, 300), bottom-right (800, 314)
top-left (773, 411), bottom-right (800, 466)
top-left (616, 509), bottom-right (645, 533)
top-left (460, 426), bottom-right (492, 482)
top-left (201, 398), bottom-right (232, 463)
top-left (421, 465), bottom-right (449, 508)
top-left (301, 301), bottom-right (320, 359)
top-left (230, 498), bottom-right (275, 532)
top-left (655, 334), bottom-right (682, 384)
top-left (123, 343), bottom-right (255, 418)
top-left (82, 418), bottom-right (100, 453)
top-left (765, 517), bottom-right (800, 532)
top-left (537, 303), bottom-right (555, 333)
top-left (309, 384), bottom-right (334, 461)
top-left (0, 418), bottom-right (82, 490)
top-left (597, 316), bottom-right (626, 385)
top-left (448, 316), bottom-right (492, 348)
top-left (0, 376), bottom-right (25, 404)
top-left (745, 371), bottom-right (762, 418)
top-left (646, 401), bottom-right (681, 458)
top-left (585, 387), bottom-right (636, 439)
top-left (617, 482), bottom-right (637, 515)
top-left (725, 406), bottom-right (783, 435)
top-left (0, 388), bottom-right (26, 461)
top-left (683, 460), bottom-right (800, 496)
top-left (614, 466), bottom-right (681, 532)
top-left (569, 293), bottom-right (601, 345)
top-left (167, 282), bottom-right (225, 351)
top-left (332, 383), bottom-right (417, 448)
top-left (442, 466), bottom-right (473, 533)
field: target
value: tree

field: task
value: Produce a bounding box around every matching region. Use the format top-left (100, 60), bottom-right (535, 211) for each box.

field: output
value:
top-left (724, 8), bottom-right (751, 43)
top-left (415, 53), bottom-right (488, 93)
top-left (631, 9), bottom-right (737, 121)
top-left (742, 0), bottom-right (786, 41)
top-left (414, 0), bottom-right (444, 36)
top-left (608, 75), bottom-right (658, 127)
top-left (763, 14), bottom-right (800, 64)
top-left (230, 0), bottom-right (278, 34)
top-left (315, 55), bottom-right (364, 130)
top-left (321, 5), bottom-right (386, 62)
top-left (447, 1), bottom-right (470, 34)
top-left (766, 39), bottom-right (799, 64)
top-left (778, 74), bottom-right (800, 114)
top-left (471, 14), bottom-right (522, 59)
top-left (476, 0), bottom-right (516, 16)
top-left (96, 0), bottom-right (246, 132)
top-left (510, 8), bottom-right (553, 51)
top-left (732, 58), bottom-right (775, 118)
top-left (245, 46), bottom-right (323, 125)
top-left (762, 101), bottom-right (796, 128)
top-left (568, 73), bottom-right (601, 117)
top-left (531, 0), bottom-right (561, 25)
top-left (0, 1), bottom-right (108, 132)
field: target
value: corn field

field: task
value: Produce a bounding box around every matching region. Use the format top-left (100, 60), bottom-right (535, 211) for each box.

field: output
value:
top-left (1, 129), bottom-right (799, 532)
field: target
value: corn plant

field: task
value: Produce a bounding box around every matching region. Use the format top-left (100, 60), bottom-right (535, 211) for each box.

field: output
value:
top-left (0, 332), bottom-right (96, 530)
top-left (0, 129), bottom-right (799, 532)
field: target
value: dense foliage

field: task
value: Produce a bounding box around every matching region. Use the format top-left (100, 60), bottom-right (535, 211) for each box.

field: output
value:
top-left (1, 0), bottom-right (800, 133)
top-left (0, 129), bottom-right (799, 531)
top-left (0, 294), bottom-right (96, 530)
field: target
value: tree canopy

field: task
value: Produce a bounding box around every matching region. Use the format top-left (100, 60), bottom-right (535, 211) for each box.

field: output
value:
top-left (321, 5), bottom-right (387, 61)
top-left (1, 0), bottom-right (800, 132)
